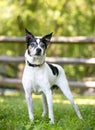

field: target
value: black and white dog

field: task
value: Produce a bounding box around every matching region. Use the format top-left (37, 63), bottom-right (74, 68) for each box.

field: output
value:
top-left (22, 29), bottom-right (82, 124)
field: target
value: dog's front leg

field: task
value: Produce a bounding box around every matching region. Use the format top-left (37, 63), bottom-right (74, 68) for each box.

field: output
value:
top-left (45, 90), bottom-right (54, 124)
top-left (42, 93), bottom-right (48, 117)
top-left (25, 93), bottom-right (34, 121)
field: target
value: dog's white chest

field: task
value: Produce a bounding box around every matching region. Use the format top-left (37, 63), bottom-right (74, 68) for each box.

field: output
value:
top-left (32, 82), bottom-right (41, 93)
top-left (22, 65), bottom-right (46, 93)
top-left (31, 72), bottom-right (42, 93)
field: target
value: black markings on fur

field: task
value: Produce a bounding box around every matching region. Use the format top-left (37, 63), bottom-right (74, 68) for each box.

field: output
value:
top-left (27, 38), bottom-right (37, 48)
top-left (48, 63), bottom-right (59, 76)
top-left (28, 49), bottom-right (31, 56)
top-left (40, 39), bottom-right (47, 49)
top-left (51, 85), bottom-right (58, 90)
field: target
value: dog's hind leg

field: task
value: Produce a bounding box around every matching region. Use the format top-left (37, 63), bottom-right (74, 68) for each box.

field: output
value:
top-left (56, 69), bottom-right (83, 119)
top-left (42, 93), bottom-right (48, 117)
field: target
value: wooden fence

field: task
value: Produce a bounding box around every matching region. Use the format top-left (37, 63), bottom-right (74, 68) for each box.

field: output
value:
top-left (0, 36), bottom-right (95, 90)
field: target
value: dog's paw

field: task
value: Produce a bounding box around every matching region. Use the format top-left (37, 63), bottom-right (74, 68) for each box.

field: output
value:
top-left (49, 120), bottom-right (54, 124)
top-left (49, 119), bottom-right (54, 124)
top-left (29, 116), bottom-right (34, 122)
top-left (42, 111), bottom-right (47, 117)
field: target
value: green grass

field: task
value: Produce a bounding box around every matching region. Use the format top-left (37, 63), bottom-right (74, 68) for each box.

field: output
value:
top-left (0, 92), bottom-right (95, 130)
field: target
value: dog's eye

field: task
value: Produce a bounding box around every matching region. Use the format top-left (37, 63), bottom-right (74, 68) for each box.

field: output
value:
top-left (31, 42), bottom-right (36, 47)
top-left (40, 43), bottom-right (45, 48)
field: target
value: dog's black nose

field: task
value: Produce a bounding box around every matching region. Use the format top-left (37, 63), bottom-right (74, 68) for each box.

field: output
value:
top-left (36, 48), bottom-right (41, 55)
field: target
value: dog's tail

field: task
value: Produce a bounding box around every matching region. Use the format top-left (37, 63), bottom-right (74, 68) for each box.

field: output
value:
top-left (56, 67), bottom-right (83, 119)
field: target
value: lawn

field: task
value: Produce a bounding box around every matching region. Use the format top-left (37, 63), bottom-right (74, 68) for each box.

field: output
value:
top-left (0, 91), bottom-right (95, 130)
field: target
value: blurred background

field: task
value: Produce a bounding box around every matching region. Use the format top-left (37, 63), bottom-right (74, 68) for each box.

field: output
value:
top-left (0, 0), bottom-right (95, 95)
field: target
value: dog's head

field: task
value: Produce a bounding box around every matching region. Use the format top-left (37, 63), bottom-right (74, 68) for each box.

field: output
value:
top-left (25, 29), bottom-right (52, 57)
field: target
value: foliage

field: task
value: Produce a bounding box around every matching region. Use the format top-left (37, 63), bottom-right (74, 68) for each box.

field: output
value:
top-left (0, 0), bottom-right (95, 80)
top-left (0, 92), bottom-right (95, 130)
top-left (0, 0), bottom-right (95, 36)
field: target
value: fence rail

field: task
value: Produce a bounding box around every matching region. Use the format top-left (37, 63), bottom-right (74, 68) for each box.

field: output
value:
top-left (0, 36), bottom-right (95, 44)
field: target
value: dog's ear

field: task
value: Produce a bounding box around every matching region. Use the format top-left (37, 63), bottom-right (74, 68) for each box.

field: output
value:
top-left (42, 32), bottom-right (53, 46)
top-left (25, 28), bottom-right (34, 43)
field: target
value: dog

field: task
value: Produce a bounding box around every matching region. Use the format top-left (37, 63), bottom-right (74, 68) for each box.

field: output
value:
top-left (22, 29), bottom-right (82, 124)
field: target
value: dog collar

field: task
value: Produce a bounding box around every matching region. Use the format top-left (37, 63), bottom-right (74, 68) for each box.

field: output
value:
top-left (27, 61), bottom-right (45, 67)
